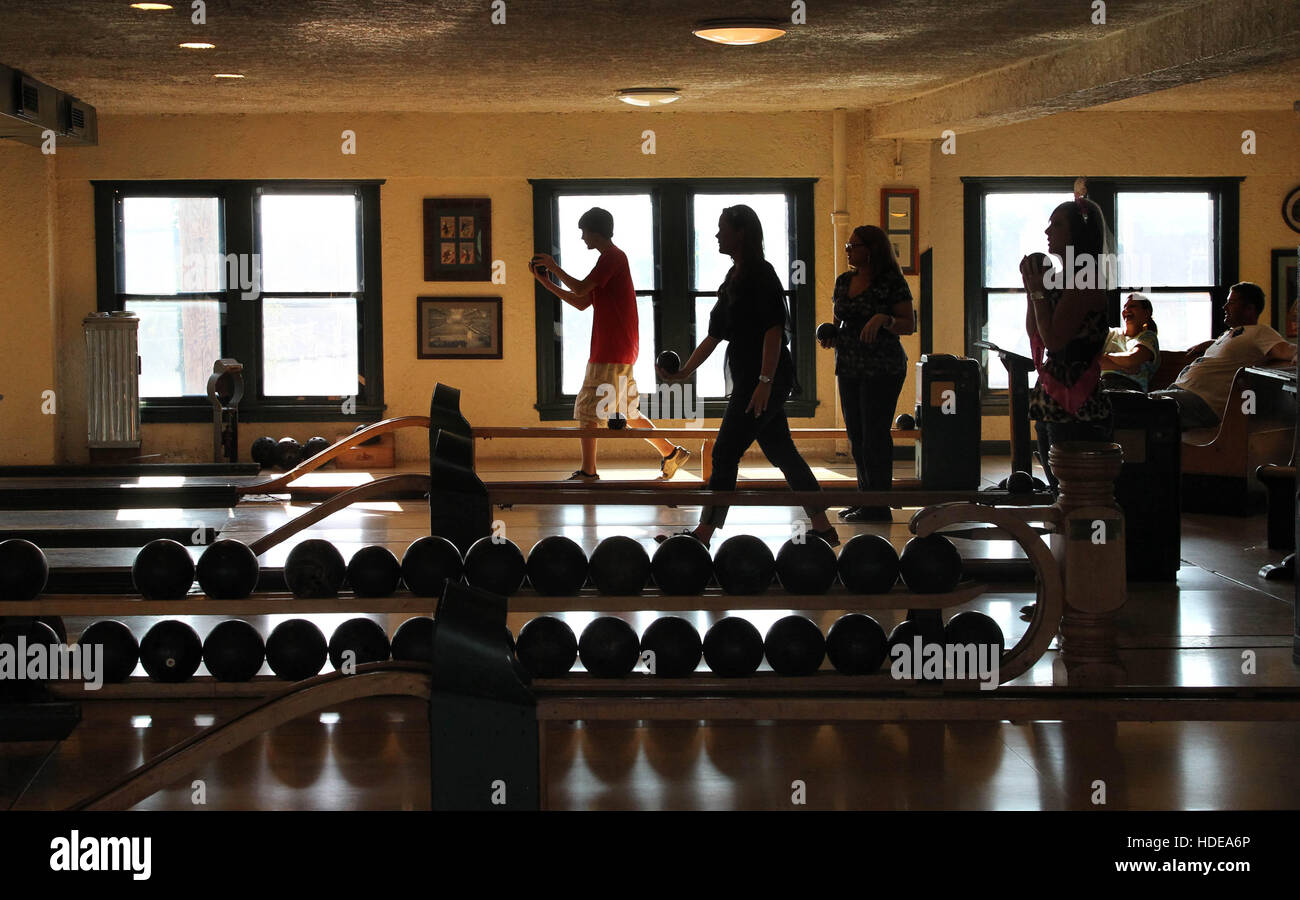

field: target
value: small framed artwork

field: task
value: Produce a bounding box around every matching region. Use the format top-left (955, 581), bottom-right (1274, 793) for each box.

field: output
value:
top-left (417, 297), bottom-right (503, 359)
top-left (1271, 248), bottom-right (1299, 340)
top-left (424, 199), bottom-right (492, 281)
top-left (881, 187), bottom-right (919, 275)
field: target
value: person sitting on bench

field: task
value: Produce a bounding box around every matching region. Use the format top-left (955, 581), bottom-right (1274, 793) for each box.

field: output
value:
top-left (1100, 292), bottom-right (1160, 392)
top-left (1150, 282), bottom-right (1295, 429)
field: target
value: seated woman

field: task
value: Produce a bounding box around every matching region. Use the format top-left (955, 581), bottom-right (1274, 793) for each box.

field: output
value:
top-left (1100, 293), bottom-right (1159, 392)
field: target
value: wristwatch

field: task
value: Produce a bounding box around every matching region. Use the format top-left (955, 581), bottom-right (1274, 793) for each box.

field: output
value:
top-left (1030, 290), bottom-right (1046, 301)
top-left (758, 375), bottom-right (773, 384)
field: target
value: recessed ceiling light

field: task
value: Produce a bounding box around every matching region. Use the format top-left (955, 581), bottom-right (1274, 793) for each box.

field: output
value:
top-left (130, 3), bottom-right (173, 9)
top-left (213, 73), bottom-right (245, 79)
top-left (616, 88), bottom-right (681, 107)
top-left (180, 42), bottom-right (215, 49)
top-left (693, 18), bottom-right (787, 46)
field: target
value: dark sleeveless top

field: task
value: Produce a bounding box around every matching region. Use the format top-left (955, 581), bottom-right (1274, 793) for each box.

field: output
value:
top-left (1027, 289), bottom-right (1112, 424)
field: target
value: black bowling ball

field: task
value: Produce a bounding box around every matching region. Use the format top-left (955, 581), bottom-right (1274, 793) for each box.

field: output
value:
top-left (816, 322), bottom-right (839, 344)
top-left (639, 616), bottom-right (702, 677)
top-left (202, 619), bottom-right (266, 682)
top-left (196, 539), bottom-right (260, 599)
top-left (139, 620), bottom-right (203, 683)
top-left (608, 414), bottom-right (627, 430)
top-left (578, 617), bottom-right (640, 678)
top-left (887, 615), bottom-right (946, 680)
top-left (0, 620), bottom-right (59, 699)
top-left (401, 536), bottom-right (463, 597)
top-left (0, 539), bottom-right (49, 603)
top-left (944, 611), bottom-right (1005, 657)
top-left (898, 535), bottom-right (963, 593)
top-left (284, 539), bottom-right (346, 598)
top-left (346, 545), bottom-right (402, 597)
top-left (274, 437), bottom-right (304, 470)
top-left (775, 536), bottom-right (838, 594)
top-left (836, 534), bottom-right (900, 594)
top-left (825, 613), bottom-right (888, 675)
top-left (526, 536), bottom-right (589, 596)
top-left (463, 537), bottom-right (527, 596)
top-left (894, 413), bottom-right (916, 430)
top-left (651, 534), bottom-right (713, 595)
top-left (250, 436), bottom-right (278, 467)
top-left (391, 616), bottom-right (436, 664)
top-left (702, 617), bottom-right (764, 677)
top-left (656, 350), bottom-right (681, 374)
top-left (265, 619), bottom-right (328, 681)
top-left (1006, 470), bottom-right (1034, 493)
top-left (132, 538), bottom-right (195, 601)
top-left (712, 534), bottom-right (775, 595)
top-left (304, 436), bottom-right (331, 458)
top-left (328, 617), bottom-right (391, 671)
top-left (764, 615), bottom-right (826, 676)
top-left (588, 536), bottom-right (650, 595)
top-left (78, 620), bottom-right (139, 683)
top-left (515, 616), bottom-right (577, 678)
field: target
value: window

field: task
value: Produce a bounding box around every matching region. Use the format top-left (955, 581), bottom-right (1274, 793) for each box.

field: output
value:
top-left (964, 177), bottom-right (1239, 400)
top-left (94, 180), bottom-right (385, 422)
top-left (531, 179), bottom-right (817, 420)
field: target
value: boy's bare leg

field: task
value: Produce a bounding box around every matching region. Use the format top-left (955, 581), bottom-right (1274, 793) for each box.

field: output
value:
top-left (579, 436), bottom-right (598, 475)
top-left (627, 412), bottom-right (676, 457)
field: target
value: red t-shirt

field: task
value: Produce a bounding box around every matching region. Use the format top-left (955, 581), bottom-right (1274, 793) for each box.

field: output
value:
top-left (587, 246), bottom-right (639, 365)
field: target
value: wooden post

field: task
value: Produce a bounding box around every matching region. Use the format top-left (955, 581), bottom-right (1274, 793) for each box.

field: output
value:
top-left (1048, 441), bottom-right (1127, 686)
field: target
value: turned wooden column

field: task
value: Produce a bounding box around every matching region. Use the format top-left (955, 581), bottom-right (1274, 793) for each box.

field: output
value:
top-left (1048, 442), bottom-right (1127, 686)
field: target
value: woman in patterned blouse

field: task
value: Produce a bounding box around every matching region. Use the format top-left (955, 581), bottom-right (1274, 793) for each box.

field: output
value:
top-left (1020, 196), bottom-right (1113, 490)
top-left (820, 225), bottom-right (915, 522)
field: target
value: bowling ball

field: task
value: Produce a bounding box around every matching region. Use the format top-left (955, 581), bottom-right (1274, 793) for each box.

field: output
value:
top-left (196, 539), bottom-right (260, 599)
top-left (608, 413), bottom-right (627, 430)
top-left (515, 616), bottom-right (578, 678)
top-left (825, 613), bottom-right (888, 675)
top-left (898, 535), bottom-right (963, 593)
top-left (0, 539), bottom-right (49, 603)
top-left (284, 539), bottom-right (346, 598)
top-left (764, 615), bottom-right (826, 676)
top-left (401, 536), bottom-right (463, 597)
top-left (202, 619), bottom-right (265, 682)
top-left (351, 423), bottom-right (381, 446)
top-left (77, 620), bottom-right (139, 683)
top-left (775, 537), bottom-right (838, 594)
top-left (656, 350), bottom-right (681, 374)
top-left (463, 536), bottom-right (527, 596)
top-left (346, 545), bottom-right (402, 597)
top-left (816, 322), bottom-right (839, 344)
top-left (578, 617), bottom-right (640, 678)
top-left (887, 614), bottom-right (946, 679)
top-left (651, 534), bottom-right (713, 595)
top-left (639, 616), bottom-right (702, 677)
top-left (275, 437), bottom-right (304, 470)
top-left (250, 436), bottom-right (278, 467)
top-left (328, 617), bottom-right (391, 671)
top-left (526, 536), bottom-right (589, 596)
top-left (131, 538), bottom-right (195, 601)
top-left (391, 616), bottom-right (436, 664)
top-left (712, 534), bottom-right (775, 595)
top-left (944, 611), bottom-right (1005, 657)
top-left (894, 413), bottom-right (916, 430)
top-left (836, 534), bottom-right (899, 594)
top-left (1006, 470), bottom-right (1034, 493)
top-left (0, 620), bottom-right (59, 699)
top-left (702, 617), bottom-right (764, 677)
top-left (588, 536), bottom-right (650, 595)
top-left (139, 620), bottom-right (203, 683)
top-left (304, 436), bottom-right (331, 458)
top-left (265, 618), bottom-right (327, 681)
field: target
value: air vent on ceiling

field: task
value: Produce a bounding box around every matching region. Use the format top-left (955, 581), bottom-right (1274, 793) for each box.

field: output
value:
top-left (1, 62), bottom-right (97, 147)
top-left (70, 105), bottom-right (85, 130)
top-left (19, 80), bottom-right (39, 116)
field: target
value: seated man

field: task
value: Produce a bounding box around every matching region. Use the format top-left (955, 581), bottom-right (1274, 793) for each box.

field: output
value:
top-left (1150, 282), bottom-right (1295, 429)
top-left (1100, 292), bottom-right (1160, 392)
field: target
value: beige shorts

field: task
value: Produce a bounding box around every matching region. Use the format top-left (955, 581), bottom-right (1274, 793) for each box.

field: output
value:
top-left (574, 362), bottom-right (640, 425)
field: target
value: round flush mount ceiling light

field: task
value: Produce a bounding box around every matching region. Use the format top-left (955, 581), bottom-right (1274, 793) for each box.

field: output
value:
top-left (616, 88), bottom-right (682, 106)
top-left (692, 18), bottom-right (787, 46)
top-left (212, 73), bottom-right (245, 79)
top-left (179, 42), bottom-right (216, 49)
top-left (130, 3), bottom-right (173, 9)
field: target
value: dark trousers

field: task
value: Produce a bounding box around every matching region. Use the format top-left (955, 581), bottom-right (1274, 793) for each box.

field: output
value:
top-left (838, 371), bottom-right (907, 492)
top-left (1034, 418), bottom-right (1114, 489)
top-left (702, 388), bottom-right (824, 528)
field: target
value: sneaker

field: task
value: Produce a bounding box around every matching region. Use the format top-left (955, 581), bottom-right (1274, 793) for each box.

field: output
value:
top-left (837, 506), bottom-right (862, 521)
top-left (566, 470), bottom-right (600, 482)
top-left (805, 526), bottom-right (841, 548)
top-left (660, 446), bottom-right (691, 479)
top-left (842, 506), bottom-right (892, 522)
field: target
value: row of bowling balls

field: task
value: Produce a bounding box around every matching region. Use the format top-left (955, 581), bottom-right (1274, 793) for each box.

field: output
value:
top-left (249, 435), bottom-right (332, 471)
top-left (19, 607), bottom-right (1005, 685)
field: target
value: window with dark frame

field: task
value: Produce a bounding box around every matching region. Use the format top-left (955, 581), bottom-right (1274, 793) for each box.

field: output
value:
top-left (530, 179), bottom-right (819, 421)
top-left (92, 180), bottom-right (386, 424)
top-left (963, 176), bottom-right (1240, 404)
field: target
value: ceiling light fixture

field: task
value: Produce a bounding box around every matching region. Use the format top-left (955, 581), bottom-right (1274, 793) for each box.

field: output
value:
top-left (129, 3), bottom-right (173, 9)
top-left (213, 73), bottom-right (245, 79)
top-left (616, 88), bottom-right (681, 107)
top-left (179, 42), bottom-right (215, 49)
top-left (693, 17), bottom-right (787, 46)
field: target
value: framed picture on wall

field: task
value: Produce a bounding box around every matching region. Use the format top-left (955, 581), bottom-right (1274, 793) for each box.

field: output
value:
top-left (417, 297), bottom-right (503, 359)
top-left (881, 187), bottom-right (919, 275)
top-left (1271, 248), bottom-right (1299, 340)
top-left (424, 199), bottom-right (492, 281)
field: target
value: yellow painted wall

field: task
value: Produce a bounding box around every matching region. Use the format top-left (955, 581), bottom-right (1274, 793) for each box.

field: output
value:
top-left (0, 142), bottom-right (58, 463)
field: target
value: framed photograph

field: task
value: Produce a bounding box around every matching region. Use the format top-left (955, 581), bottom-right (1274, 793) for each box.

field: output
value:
top-left (424, 199), bottom-right (492, 281)
top-left (417, 297), bottom-right (502, 359)
top-left (1272, 248), bottom-right (1299, 340)
top-left (881, 187), bottom-right (919, 275)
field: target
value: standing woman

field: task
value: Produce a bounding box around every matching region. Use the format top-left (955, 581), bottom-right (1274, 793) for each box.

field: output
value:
top-left (1021, 195), bottom-right (1113, 490)
top-left (656, 205), bottom-right (838, 547)
top-left (821, 225), bottom-right (915, 522)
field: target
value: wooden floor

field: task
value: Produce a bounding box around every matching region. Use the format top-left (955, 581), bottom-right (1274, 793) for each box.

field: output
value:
top-left (3, 452), bottom-right (1297, 810)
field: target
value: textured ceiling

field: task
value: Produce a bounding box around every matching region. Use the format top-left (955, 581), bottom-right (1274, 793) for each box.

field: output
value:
top-left (0, 0), bottom-right (1293, 114)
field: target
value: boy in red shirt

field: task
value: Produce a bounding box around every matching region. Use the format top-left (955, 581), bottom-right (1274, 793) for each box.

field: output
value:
top-left (532, 207), bottom-right (690, 480)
